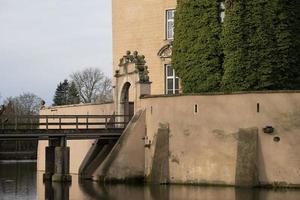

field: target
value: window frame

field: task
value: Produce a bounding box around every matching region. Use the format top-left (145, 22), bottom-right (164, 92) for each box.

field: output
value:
top-left (219, 1), bottom-right (225, 23)
top-left (165, 9), bottom-right (175, 40)
top-left (165, 64), bottom-right (179, 95)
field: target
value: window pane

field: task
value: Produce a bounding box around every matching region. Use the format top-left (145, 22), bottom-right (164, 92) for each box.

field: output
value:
top-left (219, 2), bottom-right (225, 23)
top-left (167, 79), bottom-right (174, 90)
top-left (166, 10), bottom-right (175, 39)
top-left (220, 2), bottom-right (225, 10)
top-left (167, 10), bottom-right (174, 20)
top-left (167, 90), bottom-right (173, 95)
top-left (175, 78), bottom-right (179, 90)
top-left (167, 65), bottom-right (174, 77)
top-left (169, 21), bottom-right (174, 38)
top-left (175, 90), bottom-right (179, 94)
top-left (220, 11), bottom-right (225, 23)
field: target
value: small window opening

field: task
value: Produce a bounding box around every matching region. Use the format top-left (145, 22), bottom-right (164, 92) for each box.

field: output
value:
top-left (257, 103), bottom-right (260, 113)
top-left (194, 104), bottom-right (198, 114)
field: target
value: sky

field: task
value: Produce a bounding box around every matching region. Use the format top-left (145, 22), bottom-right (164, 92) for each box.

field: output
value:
top-left (0, 0), bottom-right (112, 105)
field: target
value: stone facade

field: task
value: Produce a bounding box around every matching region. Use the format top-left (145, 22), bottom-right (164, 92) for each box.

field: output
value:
top-left (112, 0), bottom-right (177, 95)
top-left (37, 92), bottom-right (300, 187)
top-left (140, 92), bottom-right (300, 187)
top-left (36, 0), bottom-right (300, 187)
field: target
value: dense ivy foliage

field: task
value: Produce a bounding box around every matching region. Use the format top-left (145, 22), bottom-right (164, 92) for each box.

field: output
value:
top-left (172, 0), bottom-right (223, 93)
top-left (173, 0), bottom-right (300, 92)
top-left (222, 0), bottom-right (300, 91)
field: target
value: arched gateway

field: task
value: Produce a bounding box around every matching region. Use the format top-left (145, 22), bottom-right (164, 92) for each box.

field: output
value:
top-left (114, 51), bottom-right (151, 121)
top-left (120, 82), bottom-right (133, 122)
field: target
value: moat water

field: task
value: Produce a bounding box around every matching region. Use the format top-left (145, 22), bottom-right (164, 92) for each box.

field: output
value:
top-left (0, 161), bottom-right (300, 200)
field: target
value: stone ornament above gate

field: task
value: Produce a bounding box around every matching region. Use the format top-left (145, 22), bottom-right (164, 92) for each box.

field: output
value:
top-left (157, 42), bottom-right (172, 60)
top-left (116, 50), bottom-right (150, 83)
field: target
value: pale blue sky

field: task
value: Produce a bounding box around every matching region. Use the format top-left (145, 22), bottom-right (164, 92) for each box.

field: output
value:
top-left (0, 0), bottom-right (112, 105)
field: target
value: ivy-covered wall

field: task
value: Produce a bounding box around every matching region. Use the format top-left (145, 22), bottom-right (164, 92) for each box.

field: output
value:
top-left (173, 0), bottom-right (300, 92)
top-left (172, 0), bottom-right (223, 93)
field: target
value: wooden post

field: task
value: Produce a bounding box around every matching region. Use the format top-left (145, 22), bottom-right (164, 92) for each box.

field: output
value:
top-left (86, 117), bottom-right (88, 129)
top-left (76, 117), bottom-right (78, 130)
top-left (30, 117), bottom-right (32, 130)
top-left (46, 116), bottom-right (49, 130)
top-left (59, 117), bottom-right (62, 129)
top-left (15, 116), bottom-right (18, 130)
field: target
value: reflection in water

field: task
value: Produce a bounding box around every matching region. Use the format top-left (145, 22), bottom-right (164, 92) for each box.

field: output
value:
top-left (0, 161), bottom-right (36, 200)
top-left (44, 181), bottom-right (70, 200)
top-left (79, 180), bottom-right (146, 200)
top-left (78, 181), bottom-right (300, 200)
top-left (1, 162), bottom-right (300, 200)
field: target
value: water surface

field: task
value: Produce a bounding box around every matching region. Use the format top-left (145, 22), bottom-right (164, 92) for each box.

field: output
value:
top-left (1, 162), bottom-right (300, 200)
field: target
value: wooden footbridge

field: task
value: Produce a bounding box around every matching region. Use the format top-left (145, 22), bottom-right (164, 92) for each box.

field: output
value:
top-left (0, 114), bottom-right (130, 182)
top-left (0, 114), bottom-right (128, 140)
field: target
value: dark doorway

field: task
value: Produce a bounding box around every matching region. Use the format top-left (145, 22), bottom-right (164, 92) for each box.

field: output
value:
top-left (120, 82), bottom-right (134, 123)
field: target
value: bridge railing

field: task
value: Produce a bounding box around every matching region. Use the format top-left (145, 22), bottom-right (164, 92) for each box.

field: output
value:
top-left (0, 115), bottom-right (130, 130)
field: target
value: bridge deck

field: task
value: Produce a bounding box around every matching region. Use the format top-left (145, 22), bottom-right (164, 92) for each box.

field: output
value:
top-left (0, 128), bottom-right (124, 140)
top-left (0, 114), bottom-right (129, 141)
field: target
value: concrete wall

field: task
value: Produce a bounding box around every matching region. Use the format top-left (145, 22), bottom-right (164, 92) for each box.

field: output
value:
top-left (112, 0), bottom-right (176, 95)
top-left (37, 103), bottom-right (114, 174)
top-left (92, 109), bottom-right (146, 182)
top-left (140, 92), bottom-right (300, 186)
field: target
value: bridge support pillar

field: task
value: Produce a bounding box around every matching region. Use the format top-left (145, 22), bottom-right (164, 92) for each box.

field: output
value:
top-left (52, 137), bottom-right (72, 182)
top-left (43, 138), bottom-right (60, 181)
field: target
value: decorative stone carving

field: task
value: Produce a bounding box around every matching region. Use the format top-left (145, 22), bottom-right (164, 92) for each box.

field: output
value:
top-left (40, 100), bottom-right (46, 109)
top-left (117, 51), bottom-right (150, 83)
top-left (157, 42), bottom-right (172, 59)
top-left (118, 50), bottom-right (134, 67)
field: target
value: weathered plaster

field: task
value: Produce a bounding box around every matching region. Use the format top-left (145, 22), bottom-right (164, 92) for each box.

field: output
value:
top-left (93, 110), bottom-right (146, 183)
top-left (140, 92), bottom-right (300, 187)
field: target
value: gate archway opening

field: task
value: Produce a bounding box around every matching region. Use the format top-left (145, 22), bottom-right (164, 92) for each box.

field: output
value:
top-left (120, 82), bottom-right (134, 123)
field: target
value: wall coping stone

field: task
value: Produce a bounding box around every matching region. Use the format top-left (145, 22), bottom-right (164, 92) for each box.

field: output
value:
top-left (42, 101), bottom-right (114, 110)
top-left (141, 90), bottom-right (300, 99)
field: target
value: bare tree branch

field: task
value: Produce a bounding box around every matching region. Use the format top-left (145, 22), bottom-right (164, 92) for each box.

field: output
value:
top-left (3, 93), bottom-right (42, 115)
top-left (70, 67), bottom-right (112, 103)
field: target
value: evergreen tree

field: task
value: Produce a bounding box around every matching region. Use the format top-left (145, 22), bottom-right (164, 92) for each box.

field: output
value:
top-left (172, 0), bottom-right (223, 93)
top-left (68, 81), bottom-right (80, 104)
top-left (53, 79), bottom-right (69, 106)
top-left (222, 0), bottom-right (300, 91)
top-left (53, 83), bottom-right (64, 106)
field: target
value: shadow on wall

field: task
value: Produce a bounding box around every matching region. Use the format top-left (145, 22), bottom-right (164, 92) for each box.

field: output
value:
top-left (149, 123), bottom-right (170, 184)
top-left (235, 128), bottom-right (258, 187)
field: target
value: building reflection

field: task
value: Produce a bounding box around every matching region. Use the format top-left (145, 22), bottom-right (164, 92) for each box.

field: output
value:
top-left (37, 172), bottom-right (300, 200)
top-left (44, 181), bottom-right (70, 200)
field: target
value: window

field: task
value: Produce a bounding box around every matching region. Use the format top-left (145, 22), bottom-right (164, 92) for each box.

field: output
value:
top-left (165, 64), bottom-right (179, 94)
top-left (219, 2), bottom-right (225, 23)
top-left (166, 9), bottom-right (175, 40)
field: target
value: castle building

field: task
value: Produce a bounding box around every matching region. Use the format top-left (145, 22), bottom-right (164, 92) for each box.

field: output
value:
top-left (36, 1), bottom-right (300, 188)
top-left (112, 0), bottom-right (178, 95)
top-left (112, 0), bottom-right (225, 95)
